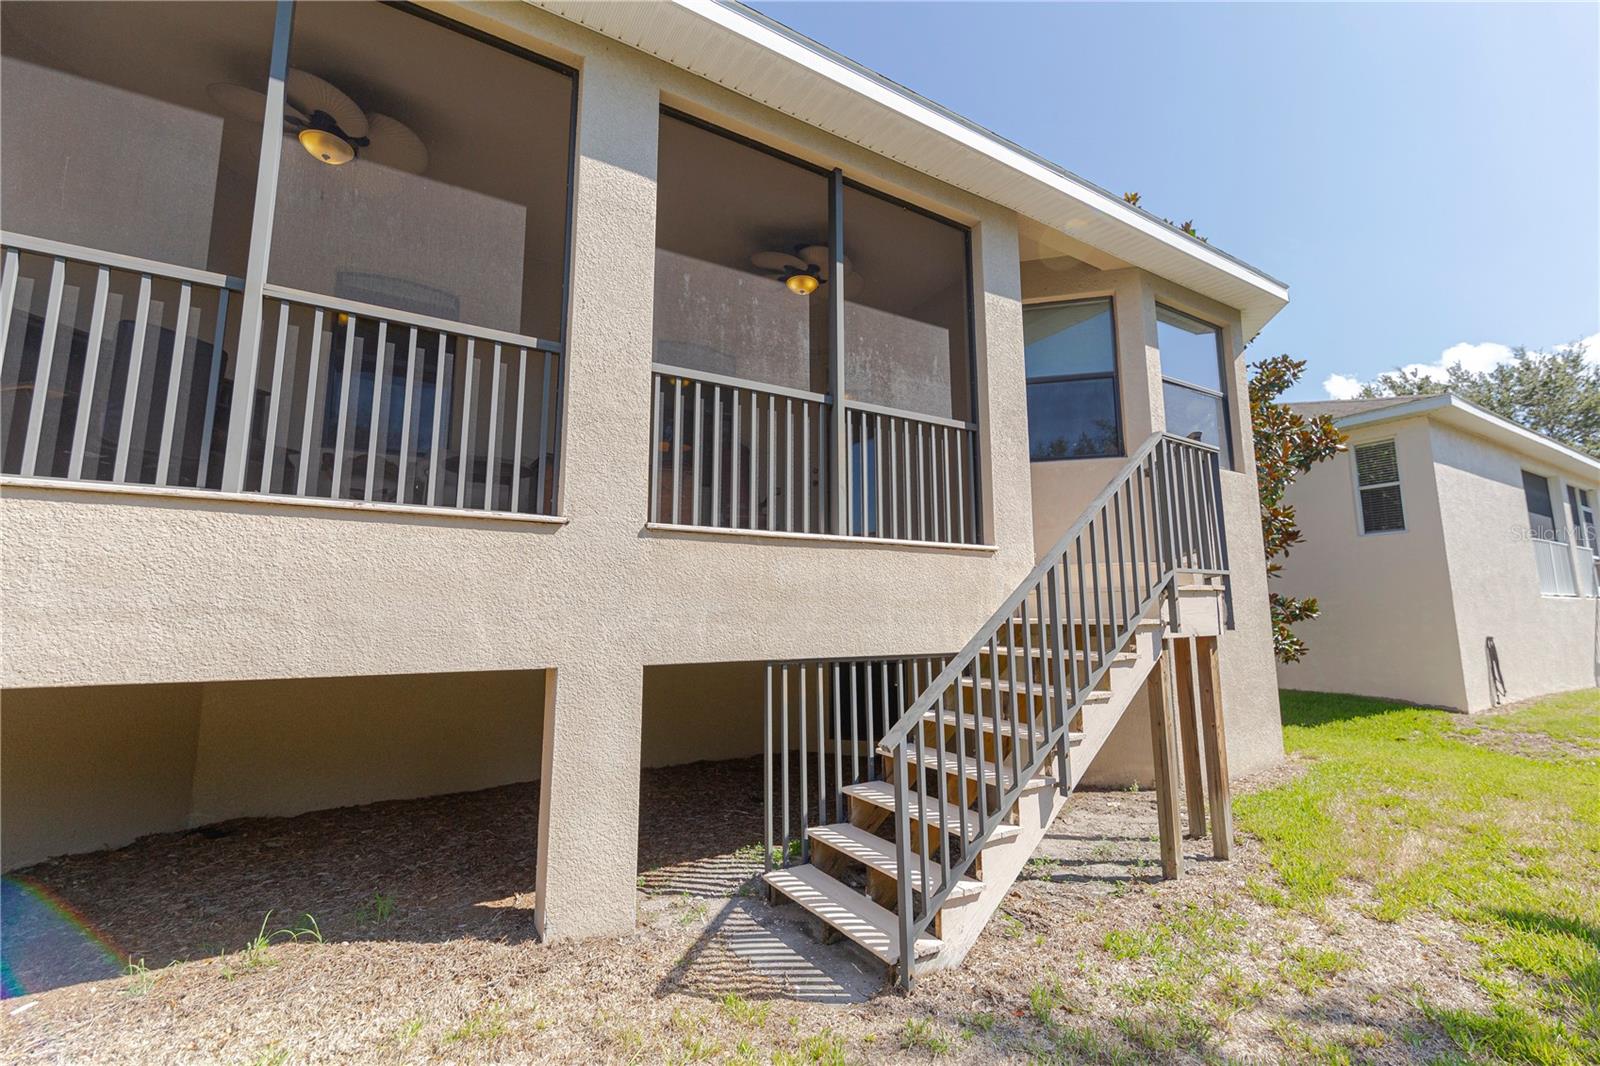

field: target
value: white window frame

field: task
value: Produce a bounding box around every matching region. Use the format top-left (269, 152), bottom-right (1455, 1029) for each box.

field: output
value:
top-left (1524, 468), bottom-right (1578, 598)
top-left (1350, 438), bottom-right (1406, 536)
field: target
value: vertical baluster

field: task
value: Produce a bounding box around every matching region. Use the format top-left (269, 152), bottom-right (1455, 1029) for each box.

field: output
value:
top-left (427, 334), bottom-right (448, 506)
top-left (767, 393), bottom-right (776, 532)
top-left (156, 283), bottom-right (198, 487)
top-left (1024, 585), bottom-right (1043, 766)
top-left (396, 329), bottom-right (420, 505)
top-left (1073, 535), bottom-right (1090, 692)
top-left (454, 337), bottom-right (475, 509)
top-left (67, 267), bottom-right (111, 481)
top-left (0, 247), bottom-right (20, 356)
top-left (1047, 566), bottom-right (1072, 790)
top-left (886, 414), bottom-right (900, 539)
top-left (332, 313), bottom-right (358, 498)
top-left (508, 348), bottom-right (526, 514)
top-left (482, 344), bottom-right (503, 511)
top-left (764, 663), bottom-right (774, 870)
top-left (256, 300), bottom-right (290, 493)
top-left (909, 662), bottom-right (931, 912)
top-left (984, 637), bottom-right (1003, 823)
top-left (863, 661), bottom-right (877, 773)
top-left (955, 428), bottom-right (968, 543)
top-left (1006, 603), bottom-right (1023, 791)
top-left (928, 660), bottom-right (951, 893)
top-left (194, 289), bottom-right (231, 489)
top-left (1112, 490), bottom-right (1129, 626)
top-left (537, 351), bottom-right (555, 514)
top-left (848, 660), bottom-right (860, 785)
top-left (816, 662), bottom-right (827, 827)
top-left (294, 310), bottom-right (326, 497)
top-left (951, 653), bottom-right (970, 853)
top-left (784, 397), bottom-right (794, 531)
top-left (1090, 524), bottom-right (1109, 670)
top-left (748, 393), bottom-right (759, 530)
top-left (691, 380), bottom-right (703, 526)
top-left (892, 744), bottom-right (916, 988)
top-left (797, 397), bottom-right (806, 532)
top-left (364, 322), bottom-right (390, 502)
top-left (780, 662), bottom-right (790, 862)
top-left (942, 426), bottom-right (954, 543)
top-left (647, 375), bottom-right (662, 522)
top-left (798, 664), bottom-right (808, 862)
top-left (1131, 465), bottom-right (1150, 599)
top-left (871, 414), bottom-right (883, 537)
top-left (20, 256), bottom-right (66, 476)
top-left (900, 419), bottom-right (912, 540)
top-left (730, 388), bottom-right (741, 530)
top-left (111, 274), bottom-right (153, 484)
top-left (670, 377), bottom-right (683, 524)
top-left (831, 663), bottom-right (843, 822)
top-left (712, 385), bottom-right (723, 527)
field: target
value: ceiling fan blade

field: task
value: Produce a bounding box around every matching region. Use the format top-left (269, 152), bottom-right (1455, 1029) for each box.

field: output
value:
top-left (751, 251), bottom-right (807, 272)
top-left (207, 82), bottom-right (307, 126)
top-left (796, 244), bottom-right (829, 268)
top-left (286, 68), bottom-right (368, 139)
top-left (363, 113), bottom-right (428, 175)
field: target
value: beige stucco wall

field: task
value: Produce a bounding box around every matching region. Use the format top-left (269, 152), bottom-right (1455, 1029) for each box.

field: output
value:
top-left (1274, 418), bottom-right (1468, 708)
top-left (1, 670), bottom-right (543, 870)
top-left (641, 661), bottom-right (766, 767)
top-left (1428, 422), bottom-right (1599, 710)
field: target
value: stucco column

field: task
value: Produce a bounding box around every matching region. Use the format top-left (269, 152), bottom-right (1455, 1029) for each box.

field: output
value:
top-left (535, 656), bottom-right (645, 940)
top-left (532, 47), bottom-right (659, 941)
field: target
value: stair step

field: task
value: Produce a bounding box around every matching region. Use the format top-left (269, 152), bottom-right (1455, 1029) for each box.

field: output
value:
top-left (906, 744), bottom-right (1052, 791)
top-left (763, 864), bottom-right (943, 965)
top-left (806, 823), bottom-right (985, 902)
top-left (923, 709), bottom-right (1088, 743)
top-left (842, 780), bottom-right (1023, 846)
top-left (978, 646), bottom-right (1140, 667)
top-left (958, 676), bottom-right (1114, 704)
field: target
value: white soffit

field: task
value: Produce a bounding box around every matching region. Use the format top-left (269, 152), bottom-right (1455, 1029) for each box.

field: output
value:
top-left (529, 0), bottom-right (1290, 337)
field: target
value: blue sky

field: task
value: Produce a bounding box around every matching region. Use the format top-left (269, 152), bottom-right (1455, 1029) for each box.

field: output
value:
top-left (750, 1), bottom-right (1599, 400)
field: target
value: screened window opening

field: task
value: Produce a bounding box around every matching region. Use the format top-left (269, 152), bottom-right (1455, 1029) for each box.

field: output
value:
top-left (1023, 299), bottom-right (1120, 461)
top-left (1525, 470), bottom-right (1577, 597)
top-left (1157, 305), bottom-right (1230, 467)
top-left (1354, 440), bottom-right (1404, 534)
top-left (1569, 485), bottom-right (1599, 596)
top-left (648, 111), bottom-right (978, 544)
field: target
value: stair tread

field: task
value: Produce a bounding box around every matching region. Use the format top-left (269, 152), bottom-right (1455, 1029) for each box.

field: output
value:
top-left (805, 823), bottom-right (985, 901)
top-left (842, 781), bottom-right (1023, 845)
top-left (906, 743), bottom-right (1053, 791)
top-left (923, 709), bottom-right (1088, 742)
top-left (981, 646), bottom-right (1139, 666)
top-left (764, 865), bottom-right (943, 964)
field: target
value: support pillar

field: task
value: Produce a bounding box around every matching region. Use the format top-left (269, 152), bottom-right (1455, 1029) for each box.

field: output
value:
top-left (1195, 636), bottom-right (1233, 860)
top-left (535, 658), bottom-right (645, 941)
top-left (1173, 637), bottom-right (1207, 839)
top-left (1147, 649), bottom-right (1183, 880)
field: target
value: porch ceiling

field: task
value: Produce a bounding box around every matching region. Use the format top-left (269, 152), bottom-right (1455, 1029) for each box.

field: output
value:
top-left (526, 0), bottom-right (1290, 338)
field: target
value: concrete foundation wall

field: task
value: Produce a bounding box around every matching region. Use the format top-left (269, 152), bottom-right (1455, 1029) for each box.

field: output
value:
top-left (1, 670), bottom-right (543, 871)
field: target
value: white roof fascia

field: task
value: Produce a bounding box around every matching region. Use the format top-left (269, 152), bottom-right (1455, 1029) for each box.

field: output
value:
top-left (526, 0), bottom-right (1290, 336)
top-left (1337, 394), bottom-right (1600, 483)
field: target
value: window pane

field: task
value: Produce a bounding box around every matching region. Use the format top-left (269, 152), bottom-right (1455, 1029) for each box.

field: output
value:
top-left (1355, 441), bottom-right (1399, 487)
top-left (1024, 299), bottom-right (1114, 379)
top-left (1156, 305), bottom-right (1223, 392)
top-left (1163, 381), bottom-right (1225, 452)
top-left (653, 115), bottom-right (827, 393)
top-left (267, 3), bottom-right (573, 339)
top-left (1522, 470), bottom-right (1558, 537)
top-left (1026, 378), bottom-right (1119, 460)
top-left (842, 184), bottom-right (971, 421)
top-left (1, 1), bottom-right (273, 275)
top-left (1360, 485), bottom-right (1405, 533)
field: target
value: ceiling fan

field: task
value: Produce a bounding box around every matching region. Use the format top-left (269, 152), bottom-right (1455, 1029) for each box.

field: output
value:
top-left (207, 69), bottom-right (428, 175)
top-left (750, 244), bottom-right (862, 296)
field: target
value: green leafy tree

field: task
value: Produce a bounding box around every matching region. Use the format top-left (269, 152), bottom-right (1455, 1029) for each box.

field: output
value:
top-left (1359, 342), bottom-right (1599, 457)
top-left (1250, 354), bottom-right (1347, 662)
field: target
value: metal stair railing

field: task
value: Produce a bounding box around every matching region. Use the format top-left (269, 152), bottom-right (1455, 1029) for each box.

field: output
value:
top-left (879, 432), bottom-right (1229, 987)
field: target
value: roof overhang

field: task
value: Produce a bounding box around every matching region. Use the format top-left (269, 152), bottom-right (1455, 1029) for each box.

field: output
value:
top-left (527, 0), bottom-right (1290, 337)
top-left (1337, 394), bottom-right (1600, 484)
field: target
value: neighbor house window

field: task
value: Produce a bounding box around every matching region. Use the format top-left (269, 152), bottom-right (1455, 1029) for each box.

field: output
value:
top-left (1023, 299), bottom-right (1120, 461)
top-left (1156, 305), bottom-right (1231, 467)
top-left (1525, 471), bottom-right (1577, 596)
top-left (1567, 485), bottom-right (1598, 595)
top-left (1354, 440), bottom-right (1405, 534)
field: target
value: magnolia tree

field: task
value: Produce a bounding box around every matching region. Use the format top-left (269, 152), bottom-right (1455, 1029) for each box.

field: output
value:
top-left (1249, 355), bottom-right (1346, 662)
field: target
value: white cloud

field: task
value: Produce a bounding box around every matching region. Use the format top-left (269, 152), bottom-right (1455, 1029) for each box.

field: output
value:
top-left (1322, 373), bottom-right (1363, 400)
top-left (1321, 332), bottom-right (1600, 399)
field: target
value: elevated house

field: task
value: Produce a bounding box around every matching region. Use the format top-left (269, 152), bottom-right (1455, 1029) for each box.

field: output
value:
top-left (0, 0), bottom-right (1288, 983)
top-left (1279, 396), bottom-right (1599, 712)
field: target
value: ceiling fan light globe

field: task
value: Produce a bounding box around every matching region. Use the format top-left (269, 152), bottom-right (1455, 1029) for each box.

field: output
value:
top-left (299, 127), bottom-right (355, 165)
top-left (785, 273), bottom-right (820, 296)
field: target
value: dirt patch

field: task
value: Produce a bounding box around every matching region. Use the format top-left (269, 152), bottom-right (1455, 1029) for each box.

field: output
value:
top-left (1, 760), bottom-right (1493, 1064)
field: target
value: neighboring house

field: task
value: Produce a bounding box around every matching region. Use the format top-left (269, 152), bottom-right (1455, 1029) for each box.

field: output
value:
top-left (0, 1), bottom-right (1288, 980)
top-left (1278, 395), bottom-right (1600, 712)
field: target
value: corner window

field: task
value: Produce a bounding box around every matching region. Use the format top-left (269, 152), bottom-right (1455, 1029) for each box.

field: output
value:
top-left (1525, 470), bottom-right (1577, 596)
top-left (1354, 440), bottom-right (1405, 534)
top-left (1156, 305), bottom-right (1230, 467)
top-left (1023, 299), bottom-right (1120, 461)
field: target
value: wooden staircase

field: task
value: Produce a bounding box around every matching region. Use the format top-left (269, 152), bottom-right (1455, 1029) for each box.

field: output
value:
top-left (761, 434), bottom-right (1236, 985)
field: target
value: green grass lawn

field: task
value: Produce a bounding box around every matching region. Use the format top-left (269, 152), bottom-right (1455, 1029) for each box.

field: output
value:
top-left (1237, 689), bottom-right (1600, 1065)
